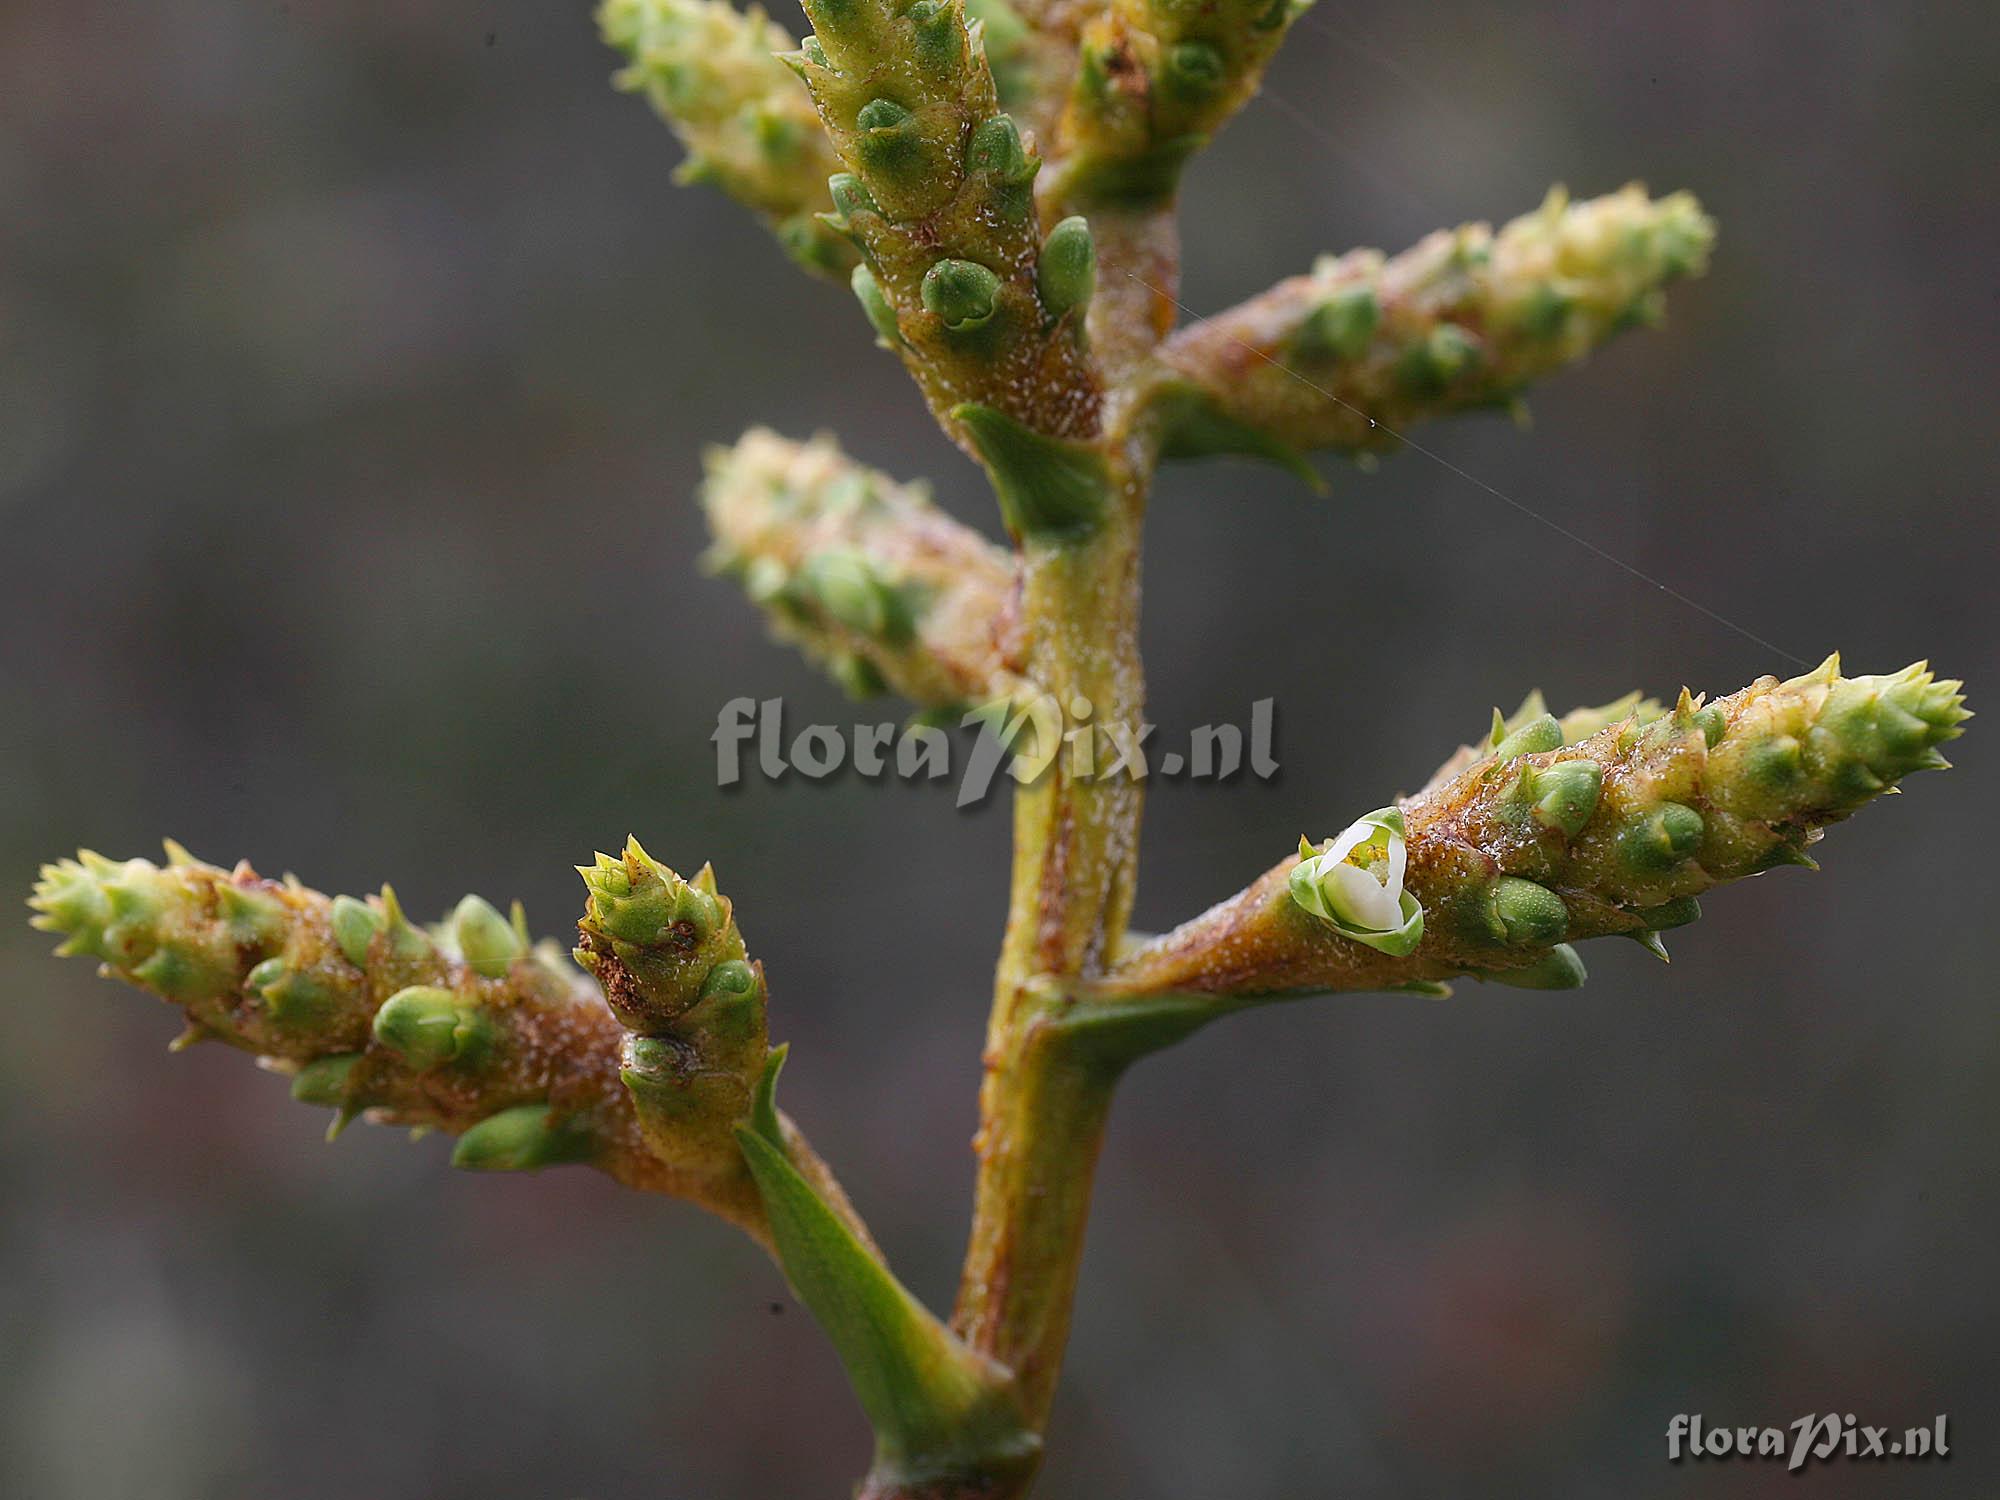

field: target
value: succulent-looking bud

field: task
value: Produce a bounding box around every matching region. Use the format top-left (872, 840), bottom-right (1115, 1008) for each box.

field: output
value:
top-left (575, 838), bottom-right (773, 1186)
top-left (374, 985), bottom-right (491, 1069)
top-left (800, 549), bottom-right (916, 643)
top-left (921, 258), bottom-right (1002, 330)
top-left (451, 894), bottom-right (526, 979)
top-left (1292, 287), bottom-right (1379, 363)
top-left (329, 893), bottom-right (383, 967)
top-left (451, 1103), bottom-right (594, 1172)
top-left (575, 837), bottom-right (749, 1034)
top-left (1491, 710), bottom-right (1563, 761)
top-left (1482, 944), bottom-right (1588, 990)
top-left (1037, 216), bottom-right (1096, 319)
top-left (1618, 800), bottom-right (1705, 873)
top-left (855, 98), bottom-right (911, 132)
top-left (1525, 759), bottom-right (1603, 837)
top-left (1399, 323), bottom-right (1480, 395)
top-left (1485, 877), bottom-right (1569, 946)
top-left (245, 955), bottom-right (337, 1030)
top-left (291, 1053), bottom-right (362, 1107)
top-left (1290, 808), bottom-right (1424, 956)
top-left (1163, 41), bottom-right (1226, 99)
top-left (967, 114), bottom-right (1033, 184)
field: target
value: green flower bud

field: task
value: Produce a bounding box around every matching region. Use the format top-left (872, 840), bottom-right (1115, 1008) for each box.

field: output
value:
top-left (1483, 943), bottom-right (1587, 990)
top-left (851, 264), bottom-right (902, 346)
top-left (801, 549), bottom-right (915, 643)
top-left (579, 839), bottom-right (722, 950)
top-left (921, 258), bottom-right (1001, 331)
top-left (131, 946), bottom-right (207, 1001)
top-left (699, 957), bottom-right (760, 1003)
top-left (691, 958), bottom-right (767, 1042)
top-left (1618, 800), bottom-right (1705, 873)
top-left (1691, 704), bottom-right (1728, 747)
top-left (1744, 733), bottom-right (1805, 789)
top-left (575, 837), bottom-right (747, 1033)
top-left (853, 97), bottom-right (921, 179)
top-left (451, 894), bottom-right (525, 979)
top-left (373, 984), bottom-right (490, 1069)
top-left (291, 1053), bottom-right (362, 1107)
top-left (855, 97), bottom-right (911, 133)
top-left (967, 114), bottom-right (1035, 184)
top-left (1492, 711), bottom-right (1563, 761)
top-left (1164, 40), bottom-right (1225, 98)
top-left (1487, 876), bottom-right (1569, 946)
top-left (1526, 759), bottom-right (1603, 837)
top-left (1398, 323), bottom-right (1479, 395)
top-left (1292, 286), bottom-right (1379, 363)
top-left (329, 893), bottom-right (384, 968)
top-left (30, 858), bottom-right (113, 957)
top-left (245, 955), bottom-right (336, 1028)
top-left (620, 1035), bottom-right (700, 1118)
top-left (451, 1103), bottom-right (594, 1172)
top-left (1037, 216), bottom-right (1096, 319)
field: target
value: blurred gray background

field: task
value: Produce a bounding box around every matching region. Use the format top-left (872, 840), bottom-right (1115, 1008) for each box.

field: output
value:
top-left (3, 3), bottom-right (1995, 1496)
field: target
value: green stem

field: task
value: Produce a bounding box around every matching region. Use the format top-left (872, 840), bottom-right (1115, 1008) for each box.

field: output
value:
top-left (951, 452), bottom-right (1150, 1453)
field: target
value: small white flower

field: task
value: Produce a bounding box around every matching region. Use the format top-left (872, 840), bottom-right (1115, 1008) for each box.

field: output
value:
top-left (1289, 807), bottom-right (1425, 955)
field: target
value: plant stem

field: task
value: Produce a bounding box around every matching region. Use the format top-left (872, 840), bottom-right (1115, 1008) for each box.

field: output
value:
top-left (946, 445), bottom-right (1153, 1490)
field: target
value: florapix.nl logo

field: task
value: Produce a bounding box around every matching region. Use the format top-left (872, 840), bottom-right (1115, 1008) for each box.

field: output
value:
top-left (713, 694), bottom-right (1278, 807)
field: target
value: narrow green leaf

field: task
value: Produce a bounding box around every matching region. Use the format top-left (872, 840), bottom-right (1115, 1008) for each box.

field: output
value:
top-left (735, 1127), bottom-right (1035, 1479)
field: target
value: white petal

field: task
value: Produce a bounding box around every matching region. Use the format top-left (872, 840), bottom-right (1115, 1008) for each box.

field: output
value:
top-left (1325, 818), bottom-right (1375, 866)
top-left (1324, 862), bottom-right (1400, 931)
top-left (1384, 831), bottom-right (1407, 900)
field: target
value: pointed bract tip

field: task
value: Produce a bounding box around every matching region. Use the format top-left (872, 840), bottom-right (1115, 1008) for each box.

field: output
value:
top-left (1628, 929), bottom-right (1671, 963)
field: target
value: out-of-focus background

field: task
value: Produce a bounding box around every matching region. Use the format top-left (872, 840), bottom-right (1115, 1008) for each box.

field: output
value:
top-left (3, 3), bottom-right (1995, 1496)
